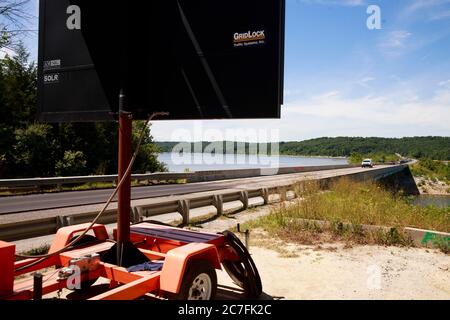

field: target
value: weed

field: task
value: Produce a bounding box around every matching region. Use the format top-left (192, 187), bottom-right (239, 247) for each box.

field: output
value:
top-left (431, 236), bottom-right (450, 254)
top-left (241, 178), bottom-right (449, 250)
top-left (16, 244), bottom-right (50, 261)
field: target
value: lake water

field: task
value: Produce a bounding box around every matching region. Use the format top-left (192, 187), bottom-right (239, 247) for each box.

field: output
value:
top-left (409, 195), bottom-right (450, 208)
top-left (157, 152), bottom-right (348, 172)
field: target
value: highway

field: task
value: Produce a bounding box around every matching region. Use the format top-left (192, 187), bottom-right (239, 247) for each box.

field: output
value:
top-left (0, 165), bottom-right (394, 215)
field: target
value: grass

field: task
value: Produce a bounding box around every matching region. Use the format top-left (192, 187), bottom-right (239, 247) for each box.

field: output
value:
top-left (431, 236), bottom-right (450, 254)
top-left (242, 178), bottom-right (449, 249)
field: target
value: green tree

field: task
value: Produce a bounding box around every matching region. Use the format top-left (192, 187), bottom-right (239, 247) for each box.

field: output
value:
top-left (349, 152), bottom-right (363, 164)
top-left (13, 123), bottom-right (56, 177)
top-left (0, 43), bottom-right (36, 125)
top-left (0, 43), bottom-right (39, 177)
top-left (0, 28), bottom-right (9, 49)
top-left (55, 150), bottom-right (87, 176)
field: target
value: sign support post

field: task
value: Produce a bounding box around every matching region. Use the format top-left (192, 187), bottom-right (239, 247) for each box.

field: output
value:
top-left (116, 89), bottom-right (132, 266)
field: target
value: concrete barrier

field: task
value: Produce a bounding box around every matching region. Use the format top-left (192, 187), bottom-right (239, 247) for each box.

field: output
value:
top-left (404, 227), bottom-right (450, 248)
top-left (186, 164), bottom-right (355, 183)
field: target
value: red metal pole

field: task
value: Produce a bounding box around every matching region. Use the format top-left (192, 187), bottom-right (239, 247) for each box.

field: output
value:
top-left (117, 108), bottom-right (132, 261)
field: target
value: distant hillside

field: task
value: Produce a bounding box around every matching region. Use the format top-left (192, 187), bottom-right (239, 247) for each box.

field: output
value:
top-left (278, 137), bottom-right (450, 160)
top-left (155, 137), bottom-right (450, 161)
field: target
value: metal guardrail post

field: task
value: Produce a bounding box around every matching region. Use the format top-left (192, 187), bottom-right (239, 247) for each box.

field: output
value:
top-left (178, 200), bottom-right (190, 225)
top-left (66, 216), bottom-right (73, 226)
top-left (237, 223), bottom-right (250, 250)
top-left (286, 188), bottom-right (296, 200)
top-left (261, 188), bottom-right (269, 204)
top-left (277, 186), bottom-right (287, 201)
top-left (213, 195), bottom-right (223, 216)
top-left (239, 191), bottom-right (249, 209)
top-left (56, 215), bottom-right (72, 229)
top-left (131, 207), bottom-right (142, 223)
top-left (56, 216), bottom-right (65, 229)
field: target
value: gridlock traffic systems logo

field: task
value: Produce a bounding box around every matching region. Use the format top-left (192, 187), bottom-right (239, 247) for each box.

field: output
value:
top-left (233, 29), bottom-right (266, 47)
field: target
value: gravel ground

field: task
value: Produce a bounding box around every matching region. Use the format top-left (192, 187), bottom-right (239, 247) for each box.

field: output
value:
top-left (216, 244), bottom-right (450, 300)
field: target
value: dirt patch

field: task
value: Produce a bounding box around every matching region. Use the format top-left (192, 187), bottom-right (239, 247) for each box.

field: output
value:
top-left (216, 239), bottom-right (450, 300)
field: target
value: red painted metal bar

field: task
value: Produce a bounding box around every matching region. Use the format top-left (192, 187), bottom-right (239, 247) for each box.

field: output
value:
top-left (89, 275), bottom-right (159, 300)
top-left (9, 268), bottom-right (104, 300)
top-left (14, 255), bottom-right (60, 277)
top-left (117, 108), bottom-right (133, 263)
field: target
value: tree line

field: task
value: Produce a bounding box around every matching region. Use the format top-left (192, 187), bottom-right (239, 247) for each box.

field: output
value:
top-left (278, 137), bottom-right (450, 160)
top-left (156, 136), bottom-right (450, 161)
top-left (0, 45), bottom-right (165, 179)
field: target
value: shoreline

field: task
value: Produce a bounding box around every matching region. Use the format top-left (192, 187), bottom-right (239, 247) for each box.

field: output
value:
top-left (414, 176), bottom-right (450, 196)
top-left (158, 151), bottom-right (348, 160)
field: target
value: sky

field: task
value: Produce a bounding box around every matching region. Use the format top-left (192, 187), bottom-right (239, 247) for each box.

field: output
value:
top-left (2, 0), bottom-right (450, 142)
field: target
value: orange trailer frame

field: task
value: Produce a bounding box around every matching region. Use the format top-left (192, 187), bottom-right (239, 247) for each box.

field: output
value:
top-left (0, 222), bottom-right (243, 300)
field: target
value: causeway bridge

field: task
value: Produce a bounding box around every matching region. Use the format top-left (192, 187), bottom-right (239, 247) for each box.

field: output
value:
top-left (0, 163), bottom-right (418, 241)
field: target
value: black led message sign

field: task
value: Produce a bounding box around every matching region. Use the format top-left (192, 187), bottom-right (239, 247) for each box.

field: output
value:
top-left (38, 0), bottom-right (285, 121)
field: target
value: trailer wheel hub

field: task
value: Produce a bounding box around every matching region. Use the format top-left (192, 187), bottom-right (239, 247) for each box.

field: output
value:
top-left (188, 273), bottom-right (212, 300)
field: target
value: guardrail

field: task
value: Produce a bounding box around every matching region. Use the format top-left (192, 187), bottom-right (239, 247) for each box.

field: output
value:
top-left (0, 164), bottom-right (355, 189)
top-left (0, 172), bottom-right (192, 188)
top-left (0, 165), bottom-right (408, 241)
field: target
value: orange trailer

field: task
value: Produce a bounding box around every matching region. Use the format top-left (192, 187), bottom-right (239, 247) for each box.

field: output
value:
top-left (0, 221), bottom-right (261, 300)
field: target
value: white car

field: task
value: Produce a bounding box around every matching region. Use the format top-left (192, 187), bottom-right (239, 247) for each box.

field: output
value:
top-left (361, 159), bottom-right (373, 168)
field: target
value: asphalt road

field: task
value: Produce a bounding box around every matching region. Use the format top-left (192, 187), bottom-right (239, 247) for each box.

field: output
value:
top-left (0, 165), bottom-right (391, 215)
top-left (0, 181), bottom-right (236, 214)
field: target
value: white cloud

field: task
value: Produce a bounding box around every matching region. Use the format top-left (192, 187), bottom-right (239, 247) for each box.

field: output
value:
top-left (438, 79), bottom-right (450, 87)
top-left (377, 30), bottom-right (414, 57)
top-left (359, 77), bottom-right (375, 88)
top-left (379, 31), bottom-right (412, 49)
top-left (404, 0), bottom-right (450, 14)
top-left (400, 0), bottom-right (450, 22)
top-left (429, 10), bottom-right (450, 20)
top-left (151, 85), bottom-right (450, 142)
top-left (284, 87), bottom-right (450, 131)
top-left (315, 90), bottom-right (340, 99)
top-left (284, 88), bottom-right (302, 97)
